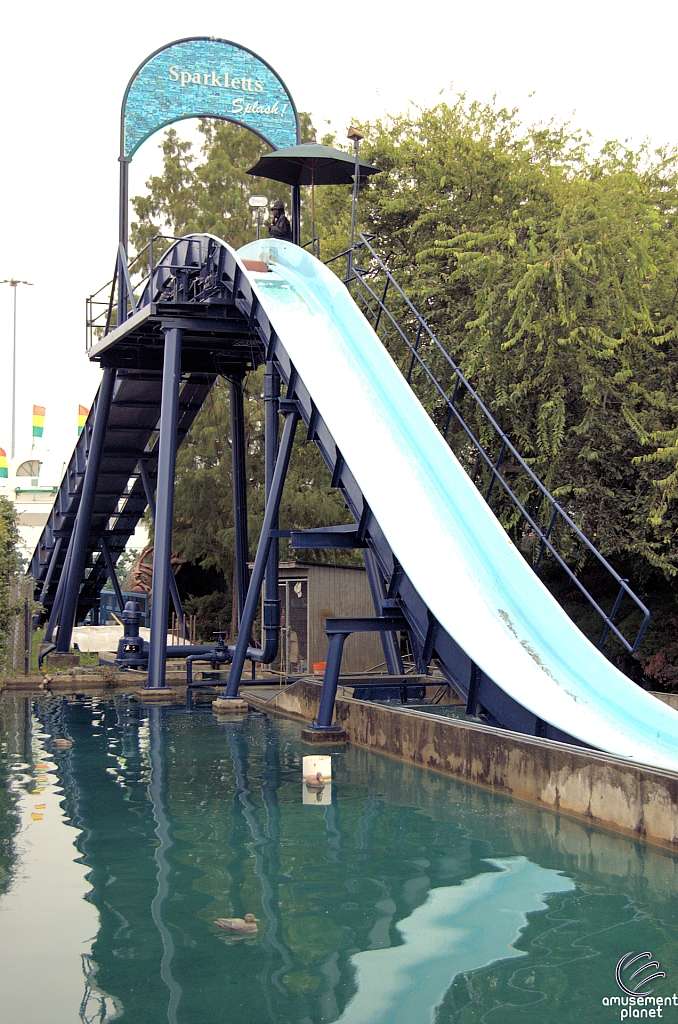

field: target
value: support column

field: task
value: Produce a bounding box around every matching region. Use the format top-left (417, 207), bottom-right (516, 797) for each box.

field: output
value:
top-left (229, 374), bottom-right (249, 624)
top-left (39, 537), bottom-right (63, 636)
top-left (263, 362), bottom-right (281, 666)
top-left (224, 406), bottom-right (299, 698)
top-left (291, 186), bottom-right (301, 246)
top-left (55, 366), bottom-right (116, 652)
top-left (147, 328), bottom-right (182, 689)
top-left (316, 632), bottom-right (349, 728)
top-left (364, 549), bottom-right (404, 675)
top-left (139, 460), bottom-right (184, 632)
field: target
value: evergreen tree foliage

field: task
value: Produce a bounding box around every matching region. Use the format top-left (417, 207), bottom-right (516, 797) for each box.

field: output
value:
top-left (318, 99), bottom-right (678, 581)
top-left (0, 497), bottom-right (23, 672)
top-left (172, 370), bottom-right (355, 637)
top-left (130, 112), bottom-right (316, 258)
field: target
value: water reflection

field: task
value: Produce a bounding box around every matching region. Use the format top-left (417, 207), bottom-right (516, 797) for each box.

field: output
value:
top-left (0, 696), bottom-right (106, 1024)
top-left (0, 695), bottom-right (677, 1024)
top-left (335, 858), bottom-right (574, 1024)
top-left (148, 706), bottom-right (181, 1024)
top-left (0, 697), bottom-right (25, 896)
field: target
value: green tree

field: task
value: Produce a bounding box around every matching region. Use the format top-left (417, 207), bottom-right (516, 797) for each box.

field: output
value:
top-left (0, 497), bottom-right (23, 672)
top-left (313, 99), bottom-right (678, 678)
top-left (131, 112), bottom-right (316, 258)
top-left (172, 369), bottom-right (355, 638)
top-left (319, 98), bottom-right (678, 566)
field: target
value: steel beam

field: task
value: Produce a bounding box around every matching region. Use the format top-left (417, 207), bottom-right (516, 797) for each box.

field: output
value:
top-left (147, 328), bottom-right (182, 688)
top-left (37, 535), bottom-right (62, 609)
top-left (315, 616), bottom-right (408, 730)
top-left (229, 373), bottom-right (249, 624)
top-left (224, 405), bottom-right (299, 697)
top-left (364, 548), bottom-right (404, 675)
top-left (138, 459), bottom-right (184, 632)
top-left (55, 366), bottom-right (116, 652)
top-left (290, 524), bottom-right (368, 549)
top-left (99, 536), bottom-right (124, 613)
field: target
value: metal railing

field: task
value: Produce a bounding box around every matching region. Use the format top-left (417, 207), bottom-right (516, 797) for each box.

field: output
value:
top-left (331, 234), bottom-right (650, 654)
top-left (85, 234), bottom-right (187, 351)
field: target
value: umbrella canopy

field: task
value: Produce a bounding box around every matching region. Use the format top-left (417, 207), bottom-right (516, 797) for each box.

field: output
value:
top-left (246, 143), bottom-right (381, 186)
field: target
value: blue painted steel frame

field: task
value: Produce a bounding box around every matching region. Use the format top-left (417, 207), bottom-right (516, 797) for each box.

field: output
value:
top-left (33, 229), bottom-right (641, 747)
top-left (32, 372), bottom-right (214, 637)
top-left (229, 374), bottom-right (249, 625)
top-left (224, 402), bottom-right (299, 697)
top-left (55, 367), bottom-right (116, 653)
top-left (147, 328), bottom-right (183, 688)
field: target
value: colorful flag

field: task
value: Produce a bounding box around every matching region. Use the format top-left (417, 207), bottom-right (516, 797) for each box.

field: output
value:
top-left (78, 405), bottom-right (89, 436)
top-left (32, 405), bottom-right (45, 439)
top-left (0, 449), bottom-right (7, 479)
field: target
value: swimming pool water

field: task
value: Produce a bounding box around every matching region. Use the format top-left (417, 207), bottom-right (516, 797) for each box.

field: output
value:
top-left (1, 694), bottom-right (677, 1024)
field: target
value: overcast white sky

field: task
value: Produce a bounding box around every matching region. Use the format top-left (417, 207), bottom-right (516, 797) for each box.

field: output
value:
top-left (1, 0), bottom-right (676, 476)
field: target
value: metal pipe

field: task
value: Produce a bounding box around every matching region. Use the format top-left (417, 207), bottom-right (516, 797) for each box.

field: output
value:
top-left (225, 406), bottom-right (299, 697)
top-left (485, 438), bottom-right (507, 504)
top-left (347, 130), bottom-right (362, 284)
top-left (38, 643), bottom-right (56, 670)
top-left (118, 156), bottom-right (129, 326)
top-left (147, 328), bottom-right (182, 689)
top-left (55, 367), bottom-right (116, 652)
top-left (229, 375), bottom-right (250, 624)
top-left (139, 460), bottom-right (184, 632)
top-left (598, 581), bottom-right (628, 651)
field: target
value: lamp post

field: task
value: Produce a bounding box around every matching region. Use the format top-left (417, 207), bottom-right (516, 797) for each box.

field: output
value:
top-left (347, 126), bottom-right (364, 285)
top-left (1, 279), bottom-right (33, 460)
top-left (248, 195), bottom-right (269, 240)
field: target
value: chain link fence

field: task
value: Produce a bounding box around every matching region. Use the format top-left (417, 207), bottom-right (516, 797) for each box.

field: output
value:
top-left (4, 577), bottom-right (35, 676)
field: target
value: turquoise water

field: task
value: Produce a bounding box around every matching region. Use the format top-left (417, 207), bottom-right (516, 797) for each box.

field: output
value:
top-left (1, 695), bottom-right (678, 1024)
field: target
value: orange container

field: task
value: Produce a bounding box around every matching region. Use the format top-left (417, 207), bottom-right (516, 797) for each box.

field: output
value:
top-left (313, 662), bottom-right (326, 676)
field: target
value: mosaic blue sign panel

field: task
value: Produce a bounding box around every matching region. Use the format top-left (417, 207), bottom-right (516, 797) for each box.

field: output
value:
top-left (122, 38), bottom-right (299, 159)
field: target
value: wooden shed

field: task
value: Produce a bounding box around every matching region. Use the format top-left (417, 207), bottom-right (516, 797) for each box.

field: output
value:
top-left (263, 562), bottom-right (385, 676)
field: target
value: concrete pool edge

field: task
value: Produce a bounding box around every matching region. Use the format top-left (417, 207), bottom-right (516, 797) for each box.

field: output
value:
top-left (246, 678), bottom-right (678, 852)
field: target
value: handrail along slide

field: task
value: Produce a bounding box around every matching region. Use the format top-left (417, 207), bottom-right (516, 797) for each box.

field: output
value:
top-left (32, 228), bottom-right (661, 755)
top-left (338, 234), bottom-right (649, 654)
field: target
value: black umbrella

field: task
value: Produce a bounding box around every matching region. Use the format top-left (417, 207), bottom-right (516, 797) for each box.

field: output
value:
top-left (247, 143), bottom-right (381, 250)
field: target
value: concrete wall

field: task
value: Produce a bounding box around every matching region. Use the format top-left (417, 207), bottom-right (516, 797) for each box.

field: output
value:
top-left (652, 691), bottom-right (678, 711)
top-left (261, 679), bottom-right (678, 852)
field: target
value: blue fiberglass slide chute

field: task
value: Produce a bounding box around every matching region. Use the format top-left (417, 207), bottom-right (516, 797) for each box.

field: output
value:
top-left (233, 237), bottom-right (678, 772)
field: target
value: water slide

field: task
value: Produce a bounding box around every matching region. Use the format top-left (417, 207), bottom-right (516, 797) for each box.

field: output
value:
top-left (234, 237), bottom-right (678, 772)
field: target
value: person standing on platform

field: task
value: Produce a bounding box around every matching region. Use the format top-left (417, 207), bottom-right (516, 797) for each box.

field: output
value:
top-left (265, 200), bottom-right (293, 242)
